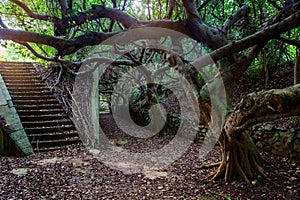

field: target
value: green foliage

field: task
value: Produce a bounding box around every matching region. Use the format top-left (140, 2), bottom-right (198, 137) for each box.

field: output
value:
top-left (0, 0), bottom-right (299, 76)
top-left (0, 0), bottom-right (55, 61)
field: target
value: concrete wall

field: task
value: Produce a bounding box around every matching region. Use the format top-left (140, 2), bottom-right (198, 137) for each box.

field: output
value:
top-left (0, 74), bottom-right (33, 156)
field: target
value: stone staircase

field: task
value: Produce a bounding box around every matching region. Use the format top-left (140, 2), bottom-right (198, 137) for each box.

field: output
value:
top-left (0, 62), bottom-right (81, 152)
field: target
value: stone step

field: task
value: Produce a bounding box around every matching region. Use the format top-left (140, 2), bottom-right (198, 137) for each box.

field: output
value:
top-left (0, 67), bottom-right (35, 71)
top-left (33, 145), bottom-right (76, 152)
top-left (1, 75), bottom-right (41, 81)
top-left (0, 62), bottom-right (81, 152)
top-left (16, 104), bottom-right (62, 110)
top-left (0, 72), bottom-right (36, 76)
top-left (20, 113), bottom-right (67, 122)
top-left (2, 79), bottom-right (42, 84)
top-left (25, 125), bottom-right (76, 134)
top-left (22, 119), bottom-right (72, 128)
top-left (14, 99), bottom-right (58, 105)
top-left (28, 132), bottom-right (79, 141)
top-left (19, 114), bottom-right (66, 121)
top-left (6, 86), bottom-right (49, 91)
top-left (4, 79), bottom-right (42, 84)
top-left (0, 65), bottom-right (34, 69)
top-left (30, 138), bottom-right (81, 149)
top-left (5, 84), bottom-right (46, 88)
top-left (12, 95), bottom-right (56, 100)
top-left (17, 108), bottom-right (65, 115)
top-left (5, 83), bottom-right (47, 87)
top-left (11, 91), bottom-right (53, 96)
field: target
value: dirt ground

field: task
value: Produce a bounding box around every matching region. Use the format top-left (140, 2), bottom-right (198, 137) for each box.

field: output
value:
top-left (0, 134), bottom-right (299, 199)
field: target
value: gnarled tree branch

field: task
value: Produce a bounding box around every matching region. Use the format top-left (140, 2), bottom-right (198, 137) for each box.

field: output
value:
top-left (222, 5), bottom-right (250, 35)
top-left (225, 84), bottom-right (300, 138)
top-left (10, 0), bottom-right (54, 21)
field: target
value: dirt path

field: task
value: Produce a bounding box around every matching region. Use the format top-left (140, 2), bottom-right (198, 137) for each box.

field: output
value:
top-left (1, 115), bottom-right (299, 199)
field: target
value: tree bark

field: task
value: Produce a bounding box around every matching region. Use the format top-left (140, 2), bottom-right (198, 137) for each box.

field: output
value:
top-left (264, 48), bottom-right (270, 89)
top-left (294, 47), bottom-right (300, 84)
top-left (213, 84), bottom-right (300, 182)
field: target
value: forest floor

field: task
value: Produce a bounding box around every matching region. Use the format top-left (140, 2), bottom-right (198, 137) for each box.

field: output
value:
top-left (0, 63), bottom-right (299, 199)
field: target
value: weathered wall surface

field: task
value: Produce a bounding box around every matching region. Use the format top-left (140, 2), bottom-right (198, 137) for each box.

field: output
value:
top-left (250, 124), bottom-right (300, 158)
top-left (0, 74), bottom-right (33, 156)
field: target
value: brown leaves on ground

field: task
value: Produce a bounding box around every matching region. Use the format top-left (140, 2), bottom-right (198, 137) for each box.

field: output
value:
top-left (0, 139), bottom-right (299, 199)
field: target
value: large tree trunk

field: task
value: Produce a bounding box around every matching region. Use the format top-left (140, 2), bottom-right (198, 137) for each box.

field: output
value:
top-left (213, 84), bottom-right (300, 183)
top-left (263, 48), bottom-right (270, 89)
top-left (214, 130), bottom-right (264, 183)
top-left (294, 47), bottom-right (300, 84)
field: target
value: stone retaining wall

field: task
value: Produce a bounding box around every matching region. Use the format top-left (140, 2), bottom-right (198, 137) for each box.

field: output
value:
top-left (0, 73), bottom-right (33, 156)
top-left (250, 124), bottom-right (300, 158)
top-left (196, 123), bottom-right (300, 158)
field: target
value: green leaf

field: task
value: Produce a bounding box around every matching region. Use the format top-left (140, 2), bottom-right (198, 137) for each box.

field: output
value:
top-left (257, 175), bottom-right (262, 180)
top-left (225, 196), bottom-right (231, 200)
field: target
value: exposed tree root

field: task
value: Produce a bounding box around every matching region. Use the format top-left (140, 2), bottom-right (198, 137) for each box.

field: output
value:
top-left (212, 131), bottom-right (269, 184)
top-left (54, 64), bottom-right (64, 87)
top-left (199, 162), bottom-right (221, 169)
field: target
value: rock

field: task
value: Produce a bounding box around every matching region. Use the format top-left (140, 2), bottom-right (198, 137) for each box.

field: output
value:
top-left (143, 170), bottom-right (168, 179)
top-left (11, 168), bottom-right (28, 176)
top-left (275, 126), bottom-right (286, 131)
top-left (288, 177), bottom-right (297, 181)
top-left (117, 138), bottom-right (128, 146)
top-left (201, 128), bottom-right (207, 133)
top-left (264, 124), bottom-right (274, 131)
top-left (37, 157), bottom-right (63, 165)
top-left (198, 125), bottom-right (205, 129)
top-left (89, 149), bottom-right (100, 154)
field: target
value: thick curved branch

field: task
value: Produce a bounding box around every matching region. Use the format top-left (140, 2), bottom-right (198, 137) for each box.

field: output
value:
top-left (198, 0), bottom-right (213, 10)
top-left (0, 28), bottom-right (117, 56)
top-left (19, 43), bottom-right (56, 62)
top-left (222, 5), bottom-right (250, 35)
top-left (225, 84), bottom-right (300, 138)
top-left (0, 17), bottom-right (56, 62)
top-left (164, 0), bottom-right (175, 19)
top-left (53, 5), bottom-right (138, 35)
top-left (200, 9), bottom-right (300, 64)
top-left (1, 1), bottom-right (300, 68)
top-left (58, 0), bottom-right (70, 16)
top-left (267, 0), bottom-right (282, 10)
top-left (10, 0), bottom-right (53, 21)
top-left (276, 36), bottom-right (300, 47)
top-left (221, 44), bottom-right (265, 93)
top-left (266, 0), bottom-right (300, 26)
top-left (182, 0), bottom-right (199, 17)
top-left (52, 4), bottom-right (187, 36)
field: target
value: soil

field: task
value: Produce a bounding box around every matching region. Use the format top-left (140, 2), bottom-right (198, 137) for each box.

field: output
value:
top-left (0, 133), bottom-right (299, 199)
top-left (0, 62), bottom-right (299, 199)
